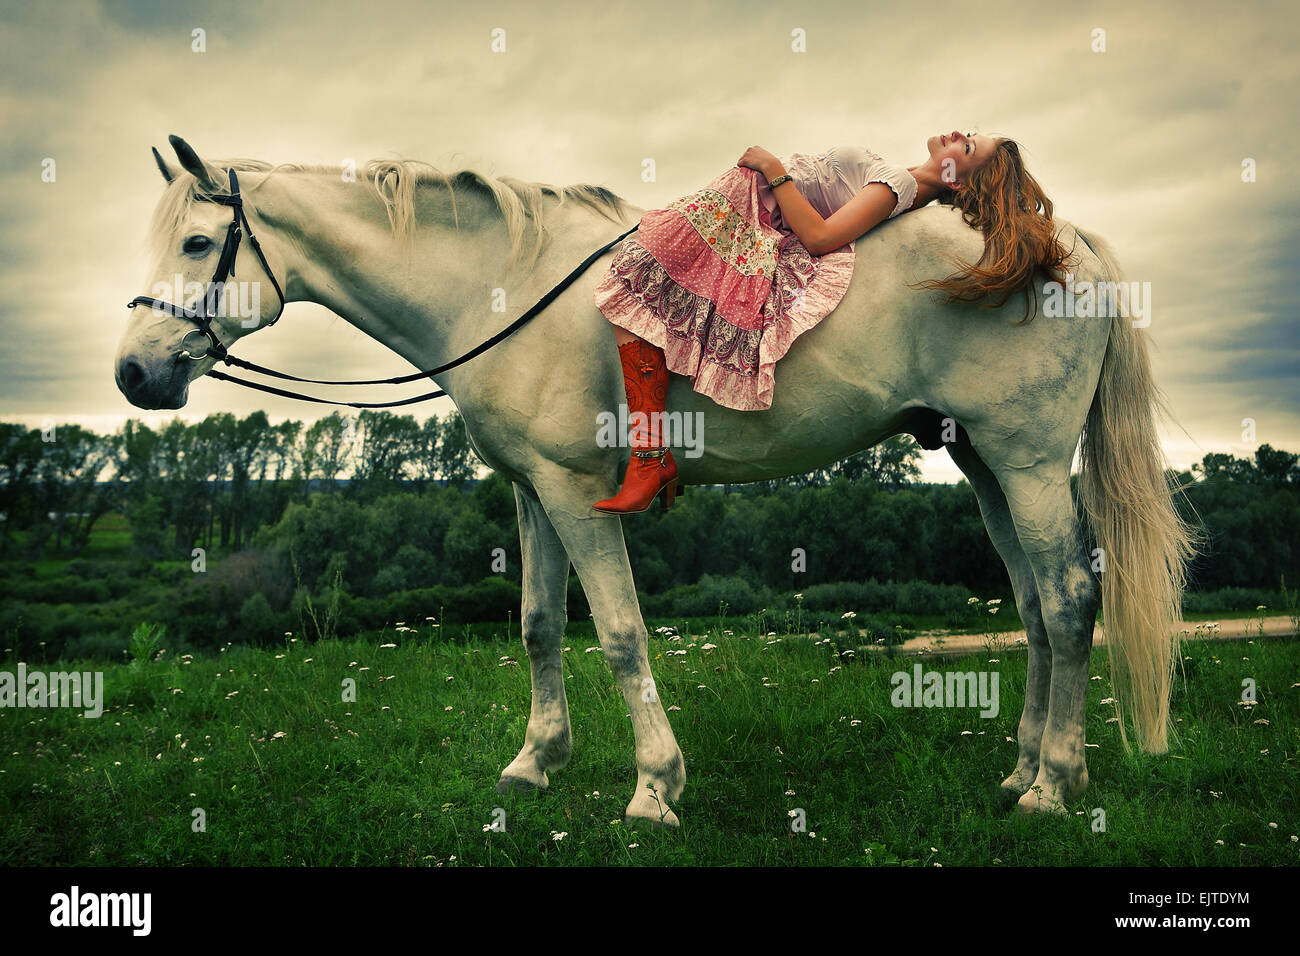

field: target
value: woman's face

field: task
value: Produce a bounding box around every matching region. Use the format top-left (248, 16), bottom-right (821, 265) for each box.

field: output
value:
top-left (925, 130), bottom-right (996, 188)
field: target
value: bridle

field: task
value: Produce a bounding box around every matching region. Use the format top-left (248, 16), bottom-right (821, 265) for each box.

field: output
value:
top-left (127, 167), bottom-right (640, 409)
top-left (127, 169), bottom-right (286, 366)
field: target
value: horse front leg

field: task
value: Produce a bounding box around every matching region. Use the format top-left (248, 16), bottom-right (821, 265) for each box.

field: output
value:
top-left (497, 483), bottom-right (573, 793)
top-left (534, 469), bottom-right (685, 828)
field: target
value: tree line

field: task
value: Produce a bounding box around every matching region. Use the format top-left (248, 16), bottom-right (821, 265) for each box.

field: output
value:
top-left (2, 412), bottom-right (1297, 590)
top-left (0, 411), bottom-right (931, 561)
top-left (0, 412), bottom-right (1296, 645)
top-left (0, 411), bottom-right (478, 559)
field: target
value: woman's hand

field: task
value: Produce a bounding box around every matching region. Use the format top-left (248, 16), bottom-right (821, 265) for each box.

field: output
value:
top-left (737, 146), bottom-right (782, 181)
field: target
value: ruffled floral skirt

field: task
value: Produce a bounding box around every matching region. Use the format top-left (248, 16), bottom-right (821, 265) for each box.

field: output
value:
top-left (593, 164), bottom-right (854, 411)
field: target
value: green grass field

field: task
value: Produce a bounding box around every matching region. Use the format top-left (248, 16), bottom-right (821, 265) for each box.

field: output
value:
top-left (1, 622), bottom-right (1296, 866)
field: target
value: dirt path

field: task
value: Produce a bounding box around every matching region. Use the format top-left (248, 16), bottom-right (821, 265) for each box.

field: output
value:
top-left (853, 615), bottom-right (1297, 659)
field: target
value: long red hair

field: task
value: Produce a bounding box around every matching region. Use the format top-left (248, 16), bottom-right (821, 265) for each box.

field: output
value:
top-left (914, 138), bottom-right (1069, 323)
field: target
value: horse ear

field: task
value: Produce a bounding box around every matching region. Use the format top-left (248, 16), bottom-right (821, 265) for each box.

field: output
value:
top-left (168, 134), bottom-right (218, 189)
top-left (152, 146), bottom-right (175, 183)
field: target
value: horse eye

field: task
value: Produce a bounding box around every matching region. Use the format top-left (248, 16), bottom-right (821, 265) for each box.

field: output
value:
top-left (183, 236), bottom-right (212, 255)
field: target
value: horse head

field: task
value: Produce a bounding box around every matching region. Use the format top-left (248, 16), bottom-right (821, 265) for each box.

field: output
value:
top-left (115, 135), bottom-right (285, 409)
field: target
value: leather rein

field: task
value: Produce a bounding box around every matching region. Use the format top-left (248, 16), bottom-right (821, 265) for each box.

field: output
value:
top-left (127, 168), bottom-right (640, 409)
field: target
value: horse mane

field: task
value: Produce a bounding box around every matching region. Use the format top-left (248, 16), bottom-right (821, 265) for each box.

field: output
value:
top-left (148, 157), bottom-right (632, 273)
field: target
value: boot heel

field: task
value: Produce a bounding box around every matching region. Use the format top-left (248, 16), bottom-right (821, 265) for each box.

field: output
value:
top-left (659, 477), bottom-right (678, 512)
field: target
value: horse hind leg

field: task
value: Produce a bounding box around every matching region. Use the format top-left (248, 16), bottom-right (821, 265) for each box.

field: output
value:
top-left (497, 484), bottom-right (573, 794)
top-left (988, 460), bottom-right (1101, 813)
top-left (946, 436), bottom-right (1052, 807)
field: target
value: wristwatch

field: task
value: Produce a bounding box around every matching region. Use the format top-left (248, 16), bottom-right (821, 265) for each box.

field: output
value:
top-left (767, 173), bottom-right (792, 189)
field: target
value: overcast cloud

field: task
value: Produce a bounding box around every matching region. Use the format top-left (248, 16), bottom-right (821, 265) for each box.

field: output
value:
top-left (1, 0), bottom-right (1296, 481)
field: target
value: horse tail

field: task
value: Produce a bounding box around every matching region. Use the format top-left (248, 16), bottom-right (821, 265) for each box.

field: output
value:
top-left (1074, 226), bottom-right (1201, 754)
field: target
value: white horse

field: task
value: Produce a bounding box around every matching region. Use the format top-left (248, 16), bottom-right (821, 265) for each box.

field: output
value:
top-left (116, 136), bottom-right (1197, 826)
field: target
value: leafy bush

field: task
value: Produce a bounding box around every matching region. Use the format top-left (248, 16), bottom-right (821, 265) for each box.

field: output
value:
top-left (61, 630), bottom-right (131, 662)
top-left (373, 544), bottom-right (438, 594)
top-left (238, 592), bottom-right (278, 641)
top-left (1181, 587), bottom-right (1281, 613)
top-left (794, 578), bottom-right (982, 618)
top-left (128, 622), bottom-right (164, 665)
top-left (642, 574), bottom-right (771, 618)
top-left (363, 577), bottom-right (524, 630)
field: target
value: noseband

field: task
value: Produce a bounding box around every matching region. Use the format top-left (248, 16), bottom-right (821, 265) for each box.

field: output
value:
top-left (126, 168), bottom-right (285, 362)
top-left (126, 166), bottom-right (639, 409)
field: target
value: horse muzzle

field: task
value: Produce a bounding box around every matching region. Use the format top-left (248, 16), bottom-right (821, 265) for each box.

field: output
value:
top-left (115, 352), bottom-right (192, 409)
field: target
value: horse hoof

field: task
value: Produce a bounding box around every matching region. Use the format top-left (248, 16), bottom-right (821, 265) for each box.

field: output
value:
top-left (1015, 786), bottom-right (1068, 815)
top-left (625, 807), bottom-right (680, 830)
top-left (496, 773), bottom-right (547, 795)
top-left (996, 768), bottom-right (1036, 810)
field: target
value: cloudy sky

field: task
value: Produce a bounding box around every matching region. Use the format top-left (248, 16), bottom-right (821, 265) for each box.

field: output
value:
top-left (1, 0), bottom-right (1295, 482)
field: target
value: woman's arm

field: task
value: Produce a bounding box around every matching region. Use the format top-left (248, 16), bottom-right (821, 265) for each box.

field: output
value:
top-left (812, 184), bottom-right (900, 255)
top-left (738, 147), bottom-right (898, 257)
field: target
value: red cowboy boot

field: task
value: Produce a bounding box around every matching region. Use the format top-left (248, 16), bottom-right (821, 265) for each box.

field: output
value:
top-left (592, 340), bottom-right (679, 514)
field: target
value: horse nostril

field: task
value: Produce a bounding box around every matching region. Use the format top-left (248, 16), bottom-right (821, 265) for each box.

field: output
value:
top-left (118, 358), bottom-right (145, 394)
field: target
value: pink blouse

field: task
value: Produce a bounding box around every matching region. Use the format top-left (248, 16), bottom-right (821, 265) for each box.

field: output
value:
top-left (757, 145), bottom-right (918, 253)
